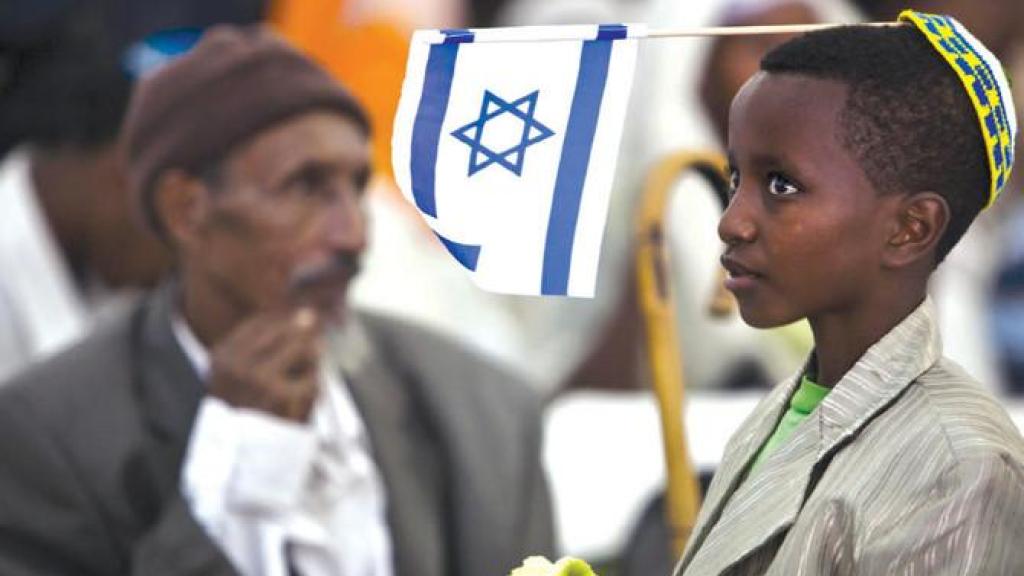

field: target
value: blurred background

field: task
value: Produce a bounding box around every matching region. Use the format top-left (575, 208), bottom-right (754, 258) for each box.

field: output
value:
top-left (2, 0), bottom-right (1023, 574)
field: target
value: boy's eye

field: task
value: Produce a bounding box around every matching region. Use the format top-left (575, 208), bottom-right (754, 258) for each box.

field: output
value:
top-left (728, 168), bottom-right (739, 198)
top-left (767, 172), bottom-right (801, 196)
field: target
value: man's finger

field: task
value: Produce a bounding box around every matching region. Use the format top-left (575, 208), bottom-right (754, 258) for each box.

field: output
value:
top-left (258, 329), bottom-right (323, 383)
top-left (277, 383), bottom-right (319, 421)
top-left (225, 306), bottom-right (321, 360)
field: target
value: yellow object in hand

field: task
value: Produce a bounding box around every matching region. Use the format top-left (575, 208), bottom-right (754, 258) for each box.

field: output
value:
top-left (509, 556), bottom-right (598, 576)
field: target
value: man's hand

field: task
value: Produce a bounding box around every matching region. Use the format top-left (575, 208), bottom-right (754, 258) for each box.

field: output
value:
top-left (208, 307), bottom-right (322, 422)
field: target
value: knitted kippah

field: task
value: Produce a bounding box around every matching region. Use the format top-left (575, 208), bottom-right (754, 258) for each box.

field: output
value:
top-left (900, 11), bottom-right (1017, 209)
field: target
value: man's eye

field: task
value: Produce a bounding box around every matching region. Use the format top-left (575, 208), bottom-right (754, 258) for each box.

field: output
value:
top-left (728, 169), bottom-right (739, 198)
top-left (353, 167), bottom-right (371, 194)
top-left (767, 172), bottom-right (801, 196)
top-left (295, 171), bottom-right (332, 199)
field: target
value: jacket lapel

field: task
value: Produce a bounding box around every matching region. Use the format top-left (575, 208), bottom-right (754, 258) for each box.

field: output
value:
top-left (677, 372), bottom-right (804, 575)
top-left (331, 316), bottom-right (447, 576)
top-left (816, 298), bottom-right (942, 471)
top-left (333, 314), bottom-right (519, 576)
top-left (130, 283), bottom-right (207, 505)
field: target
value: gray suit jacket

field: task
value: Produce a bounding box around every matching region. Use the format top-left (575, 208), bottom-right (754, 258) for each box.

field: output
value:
top-left (675, 299), bottom-right (1024, 576)
top-left (0, 284), bottom-right (554, 576)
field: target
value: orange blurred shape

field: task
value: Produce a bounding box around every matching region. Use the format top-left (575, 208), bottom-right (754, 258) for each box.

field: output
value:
top-left (270, 0), bottom-right (411, 183)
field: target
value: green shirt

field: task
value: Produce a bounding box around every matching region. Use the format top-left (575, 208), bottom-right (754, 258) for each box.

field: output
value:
top-left (750, 375), bottom-right (830, 472)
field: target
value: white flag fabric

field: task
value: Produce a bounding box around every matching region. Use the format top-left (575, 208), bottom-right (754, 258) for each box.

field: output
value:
top-left (392, 24), bottom-right (642, 298)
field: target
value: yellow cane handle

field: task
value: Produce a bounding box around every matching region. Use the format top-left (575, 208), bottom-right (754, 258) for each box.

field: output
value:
top-left (635, 150), bottom-right (731, 557)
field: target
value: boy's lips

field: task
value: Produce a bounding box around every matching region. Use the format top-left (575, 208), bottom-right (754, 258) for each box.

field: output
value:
top-left (721, 254), bottom-right (764, 292)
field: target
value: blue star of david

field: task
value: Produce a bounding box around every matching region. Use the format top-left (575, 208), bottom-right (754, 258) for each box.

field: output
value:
top-left (451, 90), bottom-right (555, 177)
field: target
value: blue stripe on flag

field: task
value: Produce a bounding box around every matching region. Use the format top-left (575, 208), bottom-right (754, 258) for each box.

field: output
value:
top-left (436, 232), bottom-right (481, 270)
top-left (540, 36), bottom-right (615, 295)
top-left (597, 24), bottom-right (628, 40)
top-left (441, 28), bottom-right (475, 44)
top-left (410, 30), bottom-right (473, 218)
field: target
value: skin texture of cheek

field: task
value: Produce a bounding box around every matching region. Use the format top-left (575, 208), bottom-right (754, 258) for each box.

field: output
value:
top-left (201, 186), bottom-right (360, 321)
top-left (196, 203), bottom-right (298, 316)
top-left (736, 213), bottom-right (867, 328)
top-left (791, 226), bottom-right (876, 320)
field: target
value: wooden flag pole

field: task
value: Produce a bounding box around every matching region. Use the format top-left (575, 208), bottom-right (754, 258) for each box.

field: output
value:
top-left (422, 22), bottom-right (901, 43)
top-left (644, 21), bottom-right (898, 38)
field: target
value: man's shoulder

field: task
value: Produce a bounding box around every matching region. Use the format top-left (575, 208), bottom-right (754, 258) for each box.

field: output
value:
top-left (353, 309), bottom-right (545, 460)
top-left (0, 306), bottom-right (138, 435)
top-left (356, 309), bottom-right (538, 407)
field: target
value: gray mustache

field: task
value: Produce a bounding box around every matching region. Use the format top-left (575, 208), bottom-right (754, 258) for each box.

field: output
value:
top-left (287, 253), bottom-right (361, 293)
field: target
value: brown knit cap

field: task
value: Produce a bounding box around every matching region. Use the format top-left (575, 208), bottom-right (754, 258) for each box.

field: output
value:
top-left (120, 24), bottom-right (370, 236)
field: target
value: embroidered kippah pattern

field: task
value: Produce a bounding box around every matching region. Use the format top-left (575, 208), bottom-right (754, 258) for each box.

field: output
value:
top-left (900, 10), bottom-right (1017, 208)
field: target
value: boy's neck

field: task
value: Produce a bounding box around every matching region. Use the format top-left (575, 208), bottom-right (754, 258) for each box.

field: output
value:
top-left (808, 288), bottom-right (927, 388)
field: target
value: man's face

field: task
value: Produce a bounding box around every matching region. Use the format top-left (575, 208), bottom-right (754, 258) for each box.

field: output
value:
top-left (188, 110), bottom-right (371, 322)
top-left (720, 73), bottom-right (898, 328)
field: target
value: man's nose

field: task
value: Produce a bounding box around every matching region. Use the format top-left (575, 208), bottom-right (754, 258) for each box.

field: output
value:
top-left (321, 189), bottom-right (367, 254)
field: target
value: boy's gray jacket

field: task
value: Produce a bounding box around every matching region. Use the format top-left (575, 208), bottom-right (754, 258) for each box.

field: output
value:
top-left (675, 298), bottom-right (1024, 576)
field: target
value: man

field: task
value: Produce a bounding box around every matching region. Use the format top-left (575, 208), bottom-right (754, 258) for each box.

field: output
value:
top-left (0, 0), bottom-right (172, 378)
top-left (0, 26), bottom-right (554, 576)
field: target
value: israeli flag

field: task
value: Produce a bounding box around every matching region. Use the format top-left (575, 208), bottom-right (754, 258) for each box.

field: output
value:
top-left (392, 24), bottom-right (642, 297)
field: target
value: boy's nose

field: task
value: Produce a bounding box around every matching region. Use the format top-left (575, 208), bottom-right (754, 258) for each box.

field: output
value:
top-left (718, 192), bottom-right (758, 246)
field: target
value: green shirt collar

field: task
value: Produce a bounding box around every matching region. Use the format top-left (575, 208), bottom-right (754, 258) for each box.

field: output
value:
top-left (791, 374), bottom-right (829, 415)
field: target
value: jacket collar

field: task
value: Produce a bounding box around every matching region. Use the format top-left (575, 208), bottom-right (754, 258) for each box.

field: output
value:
top-left (329, 315), bottom-right (449, 576)
top-left (134, 281), bottom-right (206, 450)
top-left (817, 297), bottom-right (942, 458)
top-left (122, 281), bottom-right (207, 518)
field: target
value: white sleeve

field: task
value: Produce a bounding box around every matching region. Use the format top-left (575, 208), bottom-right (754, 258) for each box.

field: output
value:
top-left (180, 397), bottom-right (319, 573)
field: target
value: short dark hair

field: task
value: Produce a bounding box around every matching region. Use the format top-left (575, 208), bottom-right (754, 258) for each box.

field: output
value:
top-left (0, 4), bottom-right (130, 156)
top-left (0, 0), bottom-right (271, 158)
top-left (761, 25), bottom-right (989, 263)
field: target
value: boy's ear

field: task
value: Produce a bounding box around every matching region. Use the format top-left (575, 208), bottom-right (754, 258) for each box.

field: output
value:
top-left (882, 192), bottom-right (950, 269)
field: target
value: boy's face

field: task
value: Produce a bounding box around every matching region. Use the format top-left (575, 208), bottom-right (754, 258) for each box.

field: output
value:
top-left (721, 72), bottom-right (899, 328)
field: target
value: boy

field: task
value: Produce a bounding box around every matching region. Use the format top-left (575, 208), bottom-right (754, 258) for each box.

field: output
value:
top-left (675, 12), bottom-right (1024, 576)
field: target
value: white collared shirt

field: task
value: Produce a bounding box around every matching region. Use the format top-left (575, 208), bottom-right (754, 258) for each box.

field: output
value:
top-left (0, 149), bottom-right (89, 381)
top-left (174, 315), bottom-right (394, 576)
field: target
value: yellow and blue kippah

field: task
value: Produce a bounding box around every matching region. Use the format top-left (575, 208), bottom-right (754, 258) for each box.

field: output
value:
top-left (899, 10), bottom-right (1017, 209)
